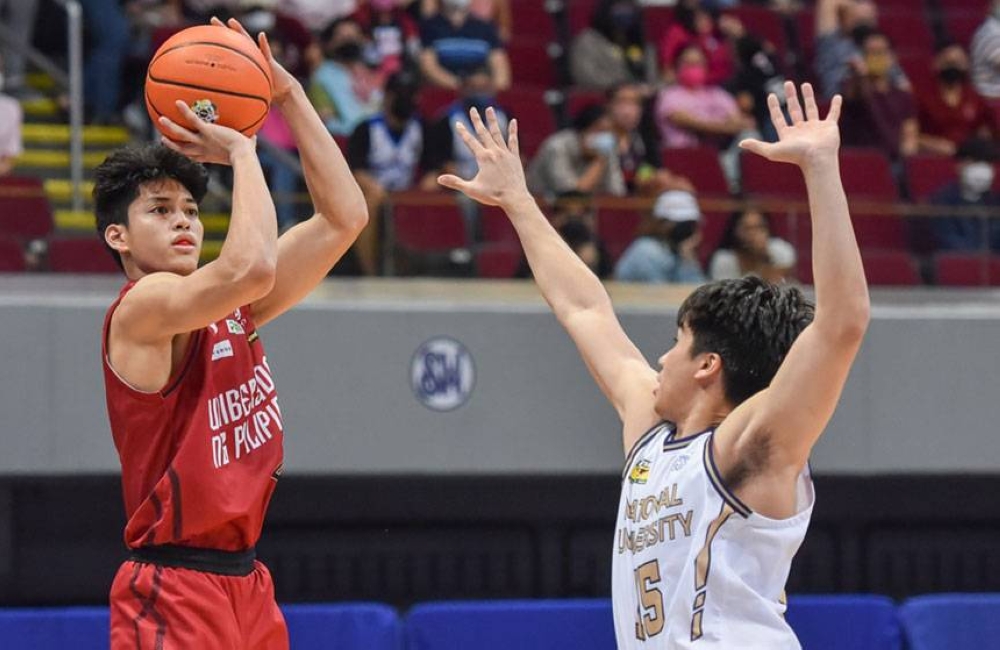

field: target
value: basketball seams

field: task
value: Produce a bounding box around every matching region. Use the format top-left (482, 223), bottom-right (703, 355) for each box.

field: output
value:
top-left (147, 73), bottom-right (271, 105)
top-left (150, 40), bottom-right (273, 88)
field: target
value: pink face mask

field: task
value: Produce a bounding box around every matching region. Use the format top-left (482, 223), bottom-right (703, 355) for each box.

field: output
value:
top-left (677, 64), bottom-right (708, 89)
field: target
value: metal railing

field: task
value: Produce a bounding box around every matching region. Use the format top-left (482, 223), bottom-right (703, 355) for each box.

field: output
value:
top-left (0, 0), bottom-right (84, 211)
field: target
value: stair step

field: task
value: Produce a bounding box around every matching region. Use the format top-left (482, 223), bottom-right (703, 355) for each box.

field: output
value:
top-left (54, 209), bottom-right (230, 234)
top-left (21, 97), bottom-right (59, 118)
top-left (17, 149), bottom-right (113, 169)
top-left (23, 124), bottom-right (130, 146)
top-left (26, 72), bottom-right (56, 92)
top-left (44, 179), bottom-right (96, 203)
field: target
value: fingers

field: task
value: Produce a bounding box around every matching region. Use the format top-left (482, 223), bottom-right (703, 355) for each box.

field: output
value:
top-left (802, 82), bottom-right (820, 121)
top-left (485, 107), bottom-right (506, 149)
top-left (766, 93), bottom-right (788, 135)
top-left (738, 138), bottom-right (771, 159)
top-left (174, 100), bottom-right (207, 130)
top-left (468, 108), bottom-right (494, 150)
top-left (210, 16), bottom-right (225, 28)
top-left (827, 94), bottom-right (843, 122)
top-left (158, 115), bottom-right (200, 143)
top-left (784, 80), bottom-right (803, 125)
top-left (437, 174), bottom-right (470, 193)
top-left (454, 121), bottom-right (487, 157)
top-left (508, 118), bottom-right (520, 158)
top-left (226, 18), bottom-right (254, 42)
top-left (258, 31), bottom-right (275, 62)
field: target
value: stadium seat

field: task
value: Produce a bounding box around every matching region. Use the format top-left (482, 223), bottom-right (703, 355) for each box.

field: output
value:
top-left (839, 149), bottom-right (899, 201)
top-left (897, 52), bottom-right (937, 100)
top-left (741, 151), bottom-right (807, 200)
top-left (785, 595), bottom-right (902, 650)
top-left (418, 88), bottom-right (459, 122)
top-left (477, 245), bottom-right (523, 278)
top-left (391, 203), bottom-right (468, 251)
top-left (799, 250), bottom-right (921, 285)
top-left (596, 207), bottom-right (642, 262)
top-left (507, 39), bottom-right (557, 88)
top-left (510, 0), bottom-right (556, 40)
top-left (47, 238), bottom-right (121, 273)
top-left (0, 237), bottom-right (25, 272)
top-left (565, 90), bottom-right (606, 121)
top-left (905, 155), bottom-right (958, 202)
top-left (944, 9), bottom-right (986, 48)
top-left (568, 0), bottom-right (599, 35)
top-left (879, 10), bottom-right (935, 56)
top-left (643, 6), bottom-right (675, 42)
top-left (729, 5), bottom-right (787, 56)
top-left (900, 594), bottom-right (1000, 650)
top-left (282, 603), bottom-right (402, 650)
top-left (0, 606), bottom-right (109, 650)
top-left (0, 176), bottom-right (55, 241)
top-left (498, 89), bottom-right (556, 158)
top-left (934, 252), bottom-right (1000, 286)
top-left (404, 599), bottom-right (616, 650)
top-left (661, 147), bottom-right (730, 196)
top-left (481, 207), bottom-right (518, 245)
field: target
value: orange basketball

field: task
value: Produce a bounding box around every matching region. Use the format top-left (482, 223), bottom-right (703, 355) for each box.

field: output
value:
top-left (146, 25), bottom-right (272, 139)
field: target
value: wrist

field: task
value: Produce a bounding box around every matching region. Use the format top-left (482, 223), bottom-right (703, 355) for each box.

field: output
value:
top-left (273, 81), bottom-right (305, 109)
top-left (801, 148), bottom-right (840, 176)
top-left (228, 141), bottom-right (257, 165)
top-left (499, 189), bottom-right (536, 215)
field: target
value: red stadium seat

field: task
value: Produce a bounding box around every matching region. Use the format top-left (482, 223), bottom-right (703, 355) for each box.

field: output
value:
top-left (47, 238), bottom-right (121, 273)
top-left (799, 250), bottom-right (921, 285)
top-left (507, 39), bottom-right (557, 88)
top-left (498, 89), bottom-right (556, 158)
top-left (477, 245), bottom-right (522, 278)
top-left (944, 11), bottom-right (985, 48)
top-left (795, 9), bottom-right (817, 74)
top-left (0, 237), bottom-right (25, 272)
top-left (0, 176), bottom-right (55, 241)
top-left (897, 52), bottom-right (937, 101)
top-left (418, 88), bottom-right (459, 122)
top-left (729, 6), bottom-right (787, 56)
top-left (569, 0), bottom-right (599, 35)
top-left (934, 253), bottom-right (1000, 286)
top-left (643, 6), bottom-right (675, 42)
top-left (839, 149), bottom-right (899, 201)
top-left (662, 147), bottom-right (730, 196)
top-left (510, 0), bottom-right (556, 39)
top-left (741, 151), bottom-right (806, 200)
top-left (391, 202), bottom-right (467, 251)
top-left (879, 10), bottom-right (935, 56)
top-left (481, 207), bottom-right (518, 245)
top-left (596, 207), bottom-right (642, 262)
top-left (906, 155), bottom-right (957, 202)
top-left (698, 211), bottom-right (728, 265)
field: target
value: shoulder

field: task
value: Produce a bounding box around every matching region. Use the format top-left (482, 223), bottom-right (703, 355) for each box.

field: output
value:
top-left (768, 238), bottom-right (796, 265)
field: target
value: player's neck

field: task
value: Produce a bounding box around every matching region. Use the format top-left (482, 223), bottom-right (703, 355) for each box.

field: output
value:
top-left (673, 396), bottom-right (731, 439)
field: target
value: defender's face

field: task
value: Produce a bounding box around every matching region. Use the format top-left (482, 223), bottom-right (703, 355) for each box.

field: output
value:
top-left (115, 179), bottom-right (203, 277)
top-left (653, 326), bottom-right (700, 420)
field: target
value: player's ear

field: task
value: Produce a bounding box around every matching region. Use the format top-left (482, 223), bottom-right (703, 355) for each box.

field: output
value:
top-left (693, 352), bottom-right (723, 382)
top-left (105, 224), bottom-right (130, 256)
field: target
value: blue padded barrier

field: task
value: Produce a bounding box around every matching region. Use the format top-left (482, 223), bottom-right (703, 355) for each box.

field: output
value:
top-left (405, 599), bottom-right (617, 650)
top-left (785, 595), bottom-right (901, 650)
top-left (899, 594), bottom-right (1000, 650)
top-left (281, 602), bottom-right (403, 650)
top-left (0, 606), bottom-right (109, 650)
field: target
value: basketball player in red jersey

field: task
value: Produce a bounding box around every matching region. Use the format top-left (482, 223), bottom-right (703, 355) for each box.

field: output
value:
top-left (95, 19), bottom-right (367, 649)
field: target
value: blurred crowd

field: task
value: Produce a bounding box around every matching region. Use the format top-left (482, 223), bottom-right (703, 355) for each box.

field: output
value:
top-left (3, 0), bottom-right (1000, 283)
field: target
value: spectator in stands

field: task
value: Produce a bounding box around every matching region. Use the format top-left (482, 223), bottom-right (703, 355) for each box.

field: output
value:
top-left (919, 43), bottom-right (997, 157)
top-left (839, 30), bottom-right (918, 160)
top-left (709, 208), bottom-right (796, 282)
top-left (241, 2), bottom-right (320, 82)
top-left (607, 83), bottom-right (694, 195)
top-left (354, 0), bottom-right (421, 77)
top-left (728, 34), bottom-right (786, 142)
top-left (282, 0), bottom-right (358, 31)
top-left (0, 53), bottom-right (23, 177)
top-left (80, 0), bottom-right (130, 124)
top-left (526, 104), bottom-right (626, 200)
top-left (516, 191), bottom-right (613, 278)
top-left (570, 0), bottom-right (655, 91)
top-left (659, 0), bottom-right (741, 86)
top-left (419, 0), bottom-right (510, 91)
top-left (614, 190), bottom-right (707, 283)
top-left (655, 45), bottom-right (754, 149)
top-left (348, 71), bottom-right (428, 275)
top-left (814, 0), bottom-right (905, 100)
top-left (420, 0), bottom-right (512, 43)
top-left (971, 3), bottom-right (1000, 127)
top-left (310, 17), bottom-right (383, 136)
top-left (0, 0), bottom-right (38, 97)
top-left (929, 138), bottom-right (1000, 252)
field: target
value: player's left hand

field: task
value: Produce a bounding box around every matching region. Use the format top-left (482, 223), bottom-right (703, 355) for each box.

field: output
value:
top-left (739, 81), bottom-right (841, 170)
top-left (210, 17), bottom-right (300, 105)
top-left (438, 107), bottom-right (532, 209)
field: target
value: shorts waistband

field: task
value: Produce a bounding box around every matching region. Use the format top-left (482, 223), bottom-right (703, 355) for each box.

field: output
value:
top-left (128, 544), bottom-right (256, 577)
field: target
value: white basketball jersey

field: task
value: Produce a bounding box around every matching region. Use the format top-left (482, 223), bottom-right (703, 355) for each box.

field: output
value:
top-left (612, 423), bottom-right (814, 649)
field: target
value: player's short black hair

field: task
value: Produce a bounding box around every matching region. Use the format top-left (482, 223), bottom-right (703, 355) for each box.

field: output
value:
top-left (93, 144), bottom-right (208, 269)
top-left (677, 276), bottom-right (814, 405)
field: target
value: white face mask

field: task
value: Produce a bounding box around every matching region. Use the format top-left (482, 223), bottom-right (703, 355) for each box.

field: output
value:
top-left (961, 162), bottom-right (995, 196)
top-left (586, 131), bottom-right (617, 155)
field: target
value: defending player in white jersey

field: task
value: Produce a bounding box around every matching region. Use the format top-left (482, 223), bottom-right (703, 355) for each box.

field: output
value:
top-left (440, 81), bottom-right (869, 648)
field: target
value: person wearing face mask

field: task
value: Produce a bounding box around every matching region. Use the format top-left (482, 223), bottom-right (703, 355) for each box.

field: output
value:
top-left (310, 17), bottom-right (383, 136)
top-left (419, 0), bottom-right (510, 91)
top-left (353, 0), bottom-right (421, 77)
top-left (918, 43), bottom-right (997, 157)
top-left (570, 0), bottom-right (656, 91)
top-left (659, 0), bottom-right (740, 87)
top-left (525, 105), bottom-right (627, 200)
top-left (839, 29), bottom-right (918, 159)
top-left (0, 52), bottom-right (21, 177)
top-left (613, 190), bottom-right (708, 284)
top-left (656, 44), bottom-right (754, 149)
top-left (928, 138), bottom-right (1000, 254)
top-left (348, 72), bottom-right (430, 274)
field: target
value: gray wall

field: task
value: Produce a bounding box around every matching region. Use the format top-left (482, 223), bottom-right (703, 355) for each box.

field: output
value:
top-left (2, 276), bottom-right (999, 475)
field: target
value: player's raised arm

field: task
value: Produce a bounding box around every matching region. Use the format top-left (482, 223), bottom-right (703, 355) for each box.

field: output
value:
top-left (439, 107), bottom-right (659, 451)
top-left (718, 82), bottom-right (870, 501)
top-left (213, 19), bottom-right (368, 327)
top-left (111, 101), bottom-right (278, 342)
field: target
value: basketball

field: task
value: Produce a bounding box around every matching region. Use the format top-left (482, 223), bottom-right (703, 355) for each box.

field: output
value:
top-left (145, 25), bottom-right (272, 139)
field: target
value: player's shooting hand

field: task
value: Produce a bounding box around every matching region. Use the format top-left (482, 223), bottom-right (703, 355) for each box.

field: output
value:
top-left (437, 107), bottom-right (531, 209)
top-left (158, 100), bottom-right (256, 165)
top-left (739, 81), bottom-right (841, 170)
top-left (211, 17), bottom-right (299, 104)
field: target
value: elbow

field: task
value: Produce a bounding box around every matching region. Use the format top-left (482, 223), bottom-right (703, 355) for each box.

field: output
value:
top-left (223, 257), bottom-right (277, 301)
top-left (820, 298), bottom-right (870, 345)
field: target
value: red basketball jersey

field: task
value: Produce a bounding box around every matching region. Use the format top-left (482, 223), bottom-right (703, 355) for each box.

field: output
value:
top-left (103, 282), bottom-right (285, 551)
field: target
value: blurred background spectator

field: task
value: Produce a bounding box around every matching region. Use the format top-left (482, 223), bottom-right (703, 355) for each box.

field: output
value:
top-left (516, 191), bottom-right (613, 279)
top-left (727, 34), bottom-right (786, 142)
top-left (419, 0), bottom-right (510, 91)
top-left (971, 1), bottom-right (1000, 122)
top-left (0, 52), bottom-right (22, 176)
top-left (420, 0), bottom-right (512, 43)
top-left (80, 0), bottom-right (130, 124)
top-left (310, 17), bottom-right (384, 136)
top-left (659, 0), bottom-right (741, 85)
top-left (928, 138), bottom-right (1000, 253)
top-left (354, 0), bottom-right (421, 77)
top-left (0, 0), bottom-right (38, 97)
top-left (919, 42), bottom-right (996, 157)
top-left (282, 0), bottom-right (358, 32)
top-left (614, 190), bottom-right (706, 283)
top-left (814, 0), bottom-right (876, 99)
top-left (709, 207), bottom-right (796, 282)
top-left (570, 0), bottom-right (654, 91)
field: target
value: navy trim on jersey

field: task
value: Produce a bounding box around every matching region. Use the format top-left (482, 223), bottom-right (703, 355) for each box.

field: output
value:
top-left (621, 422), bottom-right (669, 481)
top-left (664, 425), bottom-right (715, 449)
top-left (703, 433), bottom-right (753, 518)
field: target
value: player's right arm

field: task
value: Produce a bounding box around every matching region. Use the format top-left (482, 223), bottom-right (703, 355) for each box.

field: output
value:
top-left (439, 108), bottom-right (660, 452)
top-left (117, 102), bottom-right (278, 342)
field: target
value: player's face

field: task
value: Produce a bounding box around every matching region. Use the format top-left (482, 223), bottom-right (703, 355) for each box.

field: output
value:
top-left (121, 179), bottom-right (203, 277)
top-left (653, 326), bottom-right (700, 420)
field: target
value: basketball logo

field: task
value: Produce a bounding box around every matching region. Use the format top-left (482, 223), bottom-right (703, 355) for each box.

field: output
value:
top-left (410, 337), bottom-right (475, 412)
top-left (191, 99), bottom-right (219, 124)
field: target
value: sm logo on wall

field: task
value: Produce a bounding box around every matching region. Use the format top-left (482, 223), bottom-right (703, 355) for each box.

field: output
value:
top-left (410, 337), bottom-right (476, 412)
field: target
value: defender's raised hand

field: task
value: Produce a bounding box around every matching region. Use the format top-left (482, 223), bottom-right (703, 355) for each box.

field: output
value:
top-left (438, 107), bottom-right (531, 209)
top-left (739, 81), bottom-right (842, 169)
